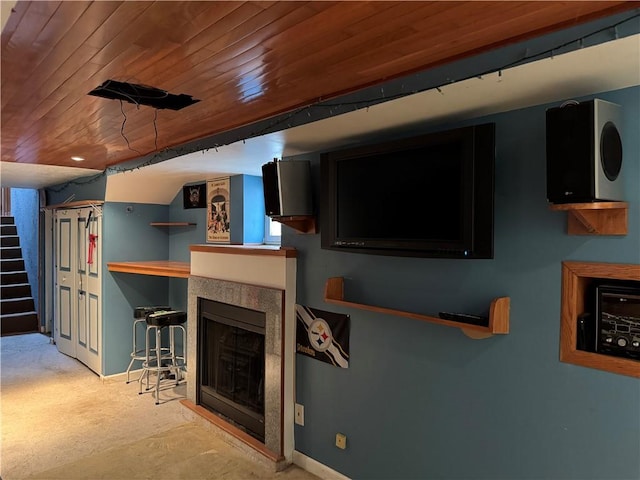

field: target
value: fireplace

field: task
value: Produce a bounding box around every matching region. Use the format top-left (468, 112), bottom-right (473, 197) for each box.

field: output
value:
top-left (187, 272), bottom-right (287, 457)
top-left (198, 298), bottom-right (266, 441)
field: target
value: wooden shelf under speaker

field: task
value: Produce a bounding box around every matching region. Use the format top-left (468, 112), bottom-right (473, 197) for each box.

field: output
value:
top-left (549, 202), bottom-right (627, 235)
top-left (271, 215), bottom-right (316, 234)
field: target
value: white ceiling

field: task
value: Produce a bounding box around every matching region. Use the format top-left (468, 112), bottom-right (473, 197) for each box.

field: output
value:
top-left (1, 33), bottom-right (638, 201)
top-left (0, 162), bottom-right (103, 190)
top-left (0, 1), bottom-right (16, 31)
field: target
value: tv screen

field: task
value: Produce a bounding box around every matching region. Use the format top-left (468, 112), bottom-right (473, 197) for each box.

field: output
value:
top-left (320, 123), bottom-right (495, 258)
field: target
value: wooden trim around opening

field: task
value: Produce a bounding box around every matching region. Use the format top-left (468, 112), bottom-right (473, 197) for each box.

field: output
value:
top-left (559, 261), bottom-right (640, 378)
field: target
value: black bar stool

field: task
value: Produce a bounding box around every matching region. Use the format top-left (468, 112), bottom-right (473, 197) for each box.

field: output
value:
top-left (126, 306), bottom-right (170, 383)
top-left (138, 309), bottom-right (187, 404)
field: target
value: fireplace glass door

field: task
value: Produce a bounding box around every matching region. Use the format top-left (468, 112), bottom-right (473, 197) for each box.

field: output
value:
top-left (198, 298), bottom-right (265, 441)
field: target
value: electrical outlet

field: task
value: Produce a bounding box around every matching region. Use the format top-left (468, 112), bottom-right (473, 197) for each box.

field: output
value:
top-left (295, 403), bottom-right (304, 426)
top-left (335, 433), bottom-right (347, 449)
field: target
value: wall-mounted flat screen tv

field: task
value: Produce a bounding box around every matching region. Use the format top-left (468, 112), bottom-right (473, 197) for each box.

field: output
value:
top-left (320, 123), bottom-right (495, 259)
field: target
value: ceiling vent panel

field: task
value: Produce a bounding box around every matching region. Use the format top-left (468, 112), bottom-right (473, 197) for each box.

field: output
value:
top-left (88, 80), bottom-right (200, 110)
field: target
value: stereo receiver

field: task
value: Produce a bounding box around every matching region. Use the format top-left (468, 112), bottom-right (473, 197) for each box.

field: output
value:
top-left (595, 284), bottom-right (640, 360)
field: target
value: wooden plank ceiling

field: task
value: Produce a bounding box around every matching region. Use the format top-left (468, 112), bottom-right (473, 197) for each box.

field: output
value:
top-left (1, 1), bottom-right (637, 172)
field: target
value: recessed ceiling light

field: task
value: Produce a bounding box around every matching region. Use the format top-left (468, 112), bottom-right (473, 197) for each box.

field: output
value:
top-left (71, 156), bottom-right (85, 162)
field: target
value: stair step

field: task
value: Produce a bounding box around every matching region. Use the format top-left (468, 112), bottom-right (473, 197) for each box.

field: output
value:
top-left (1, 236), bottom-right (20, 247)
top-left (0, 246), bottom-right (23, 259)
top-left (0, 297), bottom-right (35, 315)
top-left (1, 259), bottom-right (25, 272)
top-left (0, 271), bottom-right (29, 284)
top-left (1, 225), bottom-right (17, 236)
top-left (0, 218), bottom-right (38, 336)
top-left (0, 283), bottom-right (32, 299)
top-left (1, 311), bottom-right (39, 336)
top-left (0, 218), bottom-right (35, 332)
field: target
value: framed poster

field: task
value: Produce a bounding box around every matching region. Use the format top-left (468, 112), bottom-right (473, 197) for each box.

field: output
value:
top-left (183, 183), bottom-right (206, 209)
top-left (207, 177), bottom-right (230, 243)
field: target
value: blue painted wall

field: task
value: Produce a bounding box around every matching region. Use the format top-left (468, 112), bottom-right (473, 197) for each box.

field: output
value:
top-left (168, 182), bottom-right (208, 262)
top-left (229, 175), bottom-right (244, 245)
top-left (287, 87), bottom-right (639, 479)
top-left (168, 183), bottom-right (208, 316)
top-left (102, 201), bottom-right (171, 375)
top-left (10, 188), bottom-right (39, 313)
top-left (229, 174), bottom-right (266, 244)
top-left (242, 174), bottom-right (266, 244)
top-left (167, 175), bottom-right (264, 249)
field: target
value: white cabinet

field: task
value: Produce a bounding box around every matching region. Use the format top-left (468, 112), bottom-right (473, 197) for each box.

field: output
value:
top-left (54, 205), bottom-right (102, 374)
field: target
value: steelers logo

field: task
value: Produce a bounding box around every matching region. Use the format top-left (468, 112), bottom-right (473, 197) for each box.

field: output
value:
top-left (308, 318), bottom-right (333, 352)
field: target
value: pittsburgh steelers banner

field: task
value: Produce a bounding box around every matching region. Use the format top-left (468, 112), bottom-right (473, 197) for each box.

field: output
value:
top-left (296, 304), bottom-right (350, 368)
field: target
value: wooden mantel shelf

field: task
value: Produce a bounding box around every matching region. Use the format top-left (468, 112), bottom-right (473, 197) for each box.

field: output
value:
top-left (107, 260), bottom-right (190, 278)
top-left (324, 277), bottom-right (510, 339)
top-left (549, 202), bottom-right (628, 235)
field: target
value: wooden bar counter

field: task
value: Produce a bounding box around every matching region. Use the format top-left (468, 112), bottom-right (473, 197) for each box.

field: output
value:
top-left (107, 247), bottom-right (297, 280)
top-left (107, 260), bottom-right (190, 278)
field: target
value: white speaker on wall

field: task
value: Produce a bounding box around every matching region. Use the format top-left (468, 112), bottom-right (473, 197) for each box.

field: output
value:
top-left (261, 159), bottom-right (312, 217)
top-left (546, 98), bottom-right (624, 204)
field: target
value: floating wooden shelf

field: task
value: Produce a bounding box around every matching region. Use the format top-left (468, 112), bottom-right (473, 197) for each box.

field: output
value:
top-left (549, 202), bottom-right (627, 235)
top-left (150, 222), bottom-right (196, 227)
top-left (323, 277), bottom-right (509, 339)
top-left (271, 215), bottom-right (316, 234)
top-left (560, 261), bottom-right (639, 378)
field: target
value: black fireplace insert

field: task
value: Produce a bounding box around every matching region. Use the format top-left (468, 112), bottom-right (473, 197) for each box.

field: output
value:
top-left (197, 298), bottom-right (266, 441)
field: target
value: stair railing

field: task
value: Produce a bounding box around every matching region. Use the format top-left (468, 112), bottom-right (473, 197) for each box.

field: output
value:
top-left (0, 188), bottom-right (10, 216)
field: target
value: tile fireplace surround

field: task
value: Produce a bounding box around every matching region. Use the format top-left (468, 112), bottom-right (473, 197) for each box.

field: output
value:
top-left (185, 245), bottom-right (297, 464)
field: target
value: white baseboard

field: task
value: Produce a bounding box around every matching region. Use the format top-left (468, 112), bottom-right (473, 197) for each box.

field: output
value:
top-left (101, 370), bottom-right (141, 383)
top-left (101, 366), bottom-right (187, 384)
top-left (292, 450), bottom-right (350, 480)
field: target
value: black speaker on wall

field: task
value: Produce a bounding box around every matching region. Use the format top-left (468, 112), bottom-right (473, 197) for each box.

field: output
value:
top-left (262, 159), bottom-right (313, 217)
top-left (546, 99), bottom-right (624, 204)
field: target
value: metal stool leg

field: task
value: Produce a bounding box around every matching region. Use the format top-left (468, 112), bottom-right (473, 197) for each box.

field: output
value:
top-left (138, 324), bottom-right (155, 394)
top-left (168, 325), bottom-right (184, 385)
top-left (169, 324), bottom-right (187, 383)
top-left (130, 306), bottom-right (170, 385)
top-left (138, 310), bottom-right (187, 404)
top-left (154, 325), bottom-right (163, 404)
top-left (126, 318), bottom-right (146, 383)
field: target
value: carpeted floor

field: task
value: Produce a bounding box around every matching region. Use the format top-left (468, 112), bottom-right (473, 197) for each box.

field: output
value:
top-left (0, 333), bottom-right (319, 480)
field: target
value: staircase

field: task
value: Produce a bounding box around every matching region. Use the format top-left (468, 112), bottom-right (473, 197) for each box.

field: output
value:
top-left (1, 216), bottom-right (39, 336)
